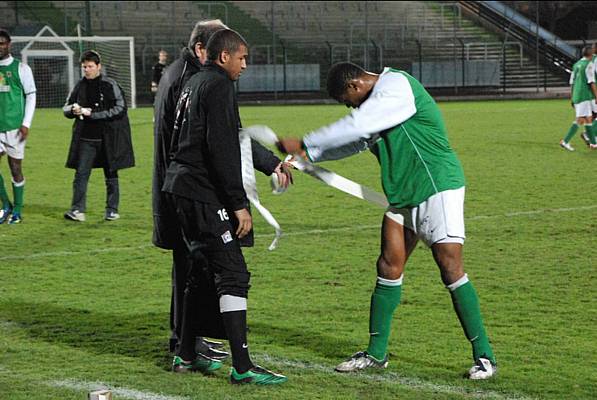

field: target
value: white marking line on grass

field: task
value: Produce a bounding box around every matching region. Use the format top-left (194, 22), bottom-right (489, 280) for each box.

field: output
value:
top-left (50, 379), bottom-right (189, 400)
top-left (2, 204), bottom-right (597, 262)
top-left (255, 354), bottom-right (533, 400)
top-left (46, 356), bottom-right (532, 400)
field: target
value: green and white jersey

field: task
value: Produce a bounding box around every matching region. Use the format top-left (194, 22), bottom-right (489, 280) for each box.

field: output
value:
top-left (303, 68), bottom-right (465, 208)
top-left (569, 57), bottom-right (595, 104)
top-left (0, 55), bottom-right (36, 132)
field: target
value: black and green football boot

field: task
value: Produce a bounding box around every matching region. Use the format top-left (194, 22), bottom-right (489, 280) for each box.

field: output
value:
top-left (172, 355), bottom-right (222, 374)
top-left (230, 365), bottom-right (288, 385)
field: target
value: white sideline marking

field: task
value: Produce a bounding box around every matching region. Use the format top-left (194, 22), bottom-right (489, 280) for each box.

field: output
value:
top-left (50, 379), bottom-right (189, 400)
top-left (255, 354), bottom-right (532, 400)
top-left (0, 320), bottom-right (532, 400)
top-left (1, 204), bottom-right (596, 262)
top-left (47, 356), bottom-right (532, 400)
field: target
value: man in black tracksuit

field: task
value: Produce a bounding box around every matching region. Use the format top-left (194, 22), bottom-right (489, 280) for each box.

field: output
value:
top-left (162, 29), bottom-right (287, 384)
top-left (152, 20), bottom-right (290, 359)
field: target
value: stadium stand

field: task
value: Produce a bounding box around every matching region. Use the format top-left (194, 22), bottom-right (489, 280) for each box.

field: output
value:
top-left (0, 1), bottom-right (579, 103)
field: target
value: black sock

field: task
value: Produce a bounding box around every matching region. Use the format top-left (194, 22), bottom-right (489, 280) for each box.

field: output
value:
top-left (222, 310), bottom-right (253, 373)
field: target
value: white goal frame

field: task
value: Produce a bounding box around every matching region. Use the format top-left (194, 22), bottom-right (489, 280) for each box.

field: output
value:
top-left (12, 26), bottom-right (137, 108)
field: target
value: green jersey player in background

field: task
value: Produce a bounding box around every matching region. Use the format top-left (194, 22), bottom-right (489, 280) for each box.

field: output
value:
top-left (278, 62), bottom-right (497, 379)
top-left (0, 29), bottom-right (36, 224)
top-left (560, 46), bottom-right (597, 151)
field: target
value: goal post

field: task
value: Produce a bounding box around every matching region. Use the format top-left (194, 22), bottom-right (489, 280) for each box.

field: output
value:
top-left (11, 26), bottom-right (136, 108)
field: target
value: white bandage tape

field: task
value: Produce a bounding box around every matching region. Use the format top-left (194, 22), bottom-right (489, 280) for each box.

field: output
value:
top-left (243, 125), bottom-right (389, 248)
top-left (288, 156), bottom-right (388, 208)
top-left (240, 126), bottom-right (283, 250)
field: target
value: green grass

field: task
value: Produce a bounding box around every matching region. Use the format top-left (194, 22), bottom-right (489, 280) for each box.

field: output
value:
top-left (0, 100), bottom-right (595, 399)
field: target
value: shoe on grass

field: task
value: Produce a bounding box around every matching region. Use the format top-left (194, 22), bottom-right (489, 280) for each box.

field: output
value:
top-left (172, 354), bottom-right (222, 374)
top-left (8, 212), bottom-right (21, 224)
top-left (468, 357), bottom-right (497, 380)
top-left (334, 351), bottom-right (388, 372)
top-left (201, 338), bottom-right (225, 349)
top-left (104, 211), bottom-right (120, 221)
top-left (230, 365), bottom-right (288, 385)
top-left (64, 209), bottom-right (86, 222)
top-left (195, 337), bottom-right (228, 361)
top-left (581, 132), bottom-right (591, 146)
top-left (0, 203), bottom-right (12, 224)
top-left (559, 140), bottom-right (574, 151)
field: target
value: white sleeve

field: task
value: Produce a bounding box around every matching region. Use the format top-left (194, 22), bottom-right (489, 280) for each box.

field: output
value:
top-left (569, 70), bottom-right (575, 86)
top-left (303, 72), bottom-right (416, 158)
top-left (586, 63), bottom-right (595, 84)
top-left (19, 63), bottom-right (37, 128)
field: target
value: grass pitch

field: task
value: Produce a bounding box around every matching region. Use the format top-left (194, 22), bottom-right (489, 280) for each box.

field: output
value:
top-left (0, 100), bottom-right (595, 399)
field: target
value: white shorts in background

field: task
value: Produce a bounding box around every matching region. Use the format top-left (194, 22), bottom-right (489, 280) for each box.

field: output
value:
top-left (574, 101), bottom-right (593, 118)
top-left (591, 100), bottom-right (597, 113)
top-left (0, 129), bottom-right (26, 159)
top-left (385, 187), bottom-right (466, 247)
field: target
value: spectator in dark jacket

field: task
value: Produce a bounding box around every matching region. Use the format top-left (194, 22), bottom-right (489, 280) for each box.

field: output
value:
top-left (63, 50), bottom-right (135, 222)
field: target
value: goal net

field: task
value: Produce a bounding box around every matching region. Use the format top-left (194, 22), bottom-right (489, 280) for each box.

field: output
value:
top-left (11, 26), bottom-right (136, 108)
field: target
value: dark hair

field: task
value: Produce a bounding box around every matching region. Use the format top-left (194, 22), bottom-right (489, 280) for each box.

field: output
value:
top-left (206, 29), bottom-right (248, 61)
top-left (582, 46), bottom-right (592, 57)
top-left (0, 28), bottom-right (11, 42)
top-left (188, 19), bottom-right (227, 49)
top-left (80, 50), bottom-right (101, 64)
top-left (326, 62), bottom-right (366, 101)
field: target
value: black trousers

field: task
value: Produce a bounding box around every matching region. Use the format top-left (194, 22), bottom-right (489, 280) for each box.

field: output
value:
top-left (71, 139), bottom-right (119, 212)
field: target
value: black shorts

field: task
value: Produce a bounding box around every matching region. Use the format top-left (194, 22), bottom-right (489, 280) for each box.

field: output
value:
top-left (167, 193), bottom-right (250, 298)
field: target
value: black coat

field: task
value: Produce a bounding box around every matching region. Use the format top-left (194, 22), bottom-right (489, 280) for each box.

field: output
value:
top-left (152, 49), bottom-right (280, 249)
top-left (63, 75), bottom-right (135, 171)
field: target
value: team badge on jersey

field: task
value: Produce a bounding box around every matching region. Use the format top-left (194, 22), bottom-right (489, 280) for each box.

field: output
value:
top-left (221, 230), bottom-right (233, 244)
top-left (0, 73), bottom-right (8, 92)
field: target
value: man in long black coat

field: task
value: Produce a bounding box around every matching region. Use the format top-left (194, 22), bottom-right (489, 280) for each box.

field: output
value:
top-left (63, 50), bottom-right (134, 222)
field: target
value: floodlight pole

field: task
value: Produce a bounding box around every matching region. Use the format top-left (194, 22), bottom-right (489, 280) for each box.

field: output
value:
top-left (535, 1), bottom-right (539, 93)
top-left (271, 1), bottom-right (277, 100)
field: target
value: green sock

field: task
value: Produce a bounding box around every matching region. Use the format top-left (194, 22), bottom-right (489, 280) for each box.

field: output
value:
top-left (589, 123), bottom-right (597, 145)
top-left (563, 122), bottom-right (578, 143)
top-left (449, 275), bottom-right (495, 364)
top-left (366, 277), bottom-right (402, 361)
top-left (12, 179), bottom-right (24, 214)
top-left (0, 174), bottom-right (9, 208)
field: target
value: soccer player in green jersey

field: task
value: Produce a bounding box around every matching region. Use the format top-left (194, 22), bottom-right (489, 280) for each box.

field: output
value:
top-left (0, 29), bottom-right (36, 224)
top-left (278, 62), bottom-right (497, 379)
top-left (560, 46), bottom-right (597, 151)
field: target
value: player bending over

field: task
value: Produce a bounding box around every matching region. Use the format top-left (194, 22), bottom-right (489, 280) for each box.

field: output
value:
top-left (278, 62), bottom-right (497, 379)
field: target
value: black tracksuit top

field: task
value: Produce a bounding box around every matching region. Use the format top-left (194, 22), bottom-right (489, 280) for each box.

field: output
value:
top-left (162, 62), bottom-right (248, 212)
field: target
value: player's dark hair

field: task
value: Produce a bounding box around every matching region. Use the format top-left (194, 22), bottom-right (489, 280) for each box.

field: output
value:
top-left (582, 45), bottom-right (592, 57)
top-left (80, 50), bottom-right (101, 64)
top-left (206, 29), bottom-right (248, 61)
top-left (0, 28), bottom-right (11, 42)
top-left (326, 62), bottom-right (366, 101)
top-left (188, 19), bottom-right (228, 49)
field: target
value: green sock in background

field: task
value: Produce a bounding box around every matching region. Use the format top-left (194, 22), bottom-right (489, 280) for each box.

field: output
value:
top-left (12, 179), bottom-right (24, 214)
top-left (588, 123), bottom-right (597, 145)
top-left (366, 277), bottom-right (402, 361)
top-left (0, 174), bottom-right (10, 208)
top-left (449, 275), bottom-right (496, 364)
top-left (563, 122), bottom-right (578, 143)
